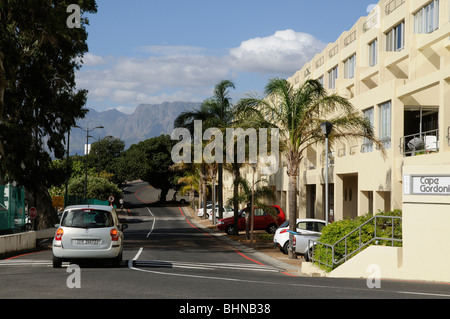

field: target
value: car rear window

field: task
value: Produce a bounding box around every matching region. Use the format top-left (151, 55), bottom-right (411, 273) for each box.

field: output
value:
top-left (61, 209), bottom-right (114, 228)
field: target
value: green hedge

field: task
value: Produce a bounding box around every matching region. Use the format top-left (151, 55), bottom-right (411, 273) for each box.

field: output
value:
top-left (312, 209), bottom-right (402, 271)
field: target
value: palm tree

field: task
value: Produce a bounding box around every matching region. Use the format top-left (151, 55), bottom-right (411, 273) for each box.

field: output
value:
top-left (174, 80), bottom-right (235, 219)
top-left (237, 78), bottom-right (384, 258)
top-left (175, 164), bottom-right (200, 210)
top-left (226, 176), bottom-right (276, 241)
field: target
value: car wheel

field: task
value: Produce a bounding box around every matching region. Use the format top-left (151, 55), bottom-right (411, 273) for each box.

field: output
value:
top-left (225, 225), bottom-right (236, 235)
top-left (53, 256), bottom-right (62, 268)
top-left (111, 252), bottom-right (122, 267)
top-left (304, 247), bottom-right (313, 262)
top-left (266, 224), bottom-right (277, 234)
top-left (281, 241), bottom-right (289, 255)
top-left (180, 199), bottom-right (186, 204)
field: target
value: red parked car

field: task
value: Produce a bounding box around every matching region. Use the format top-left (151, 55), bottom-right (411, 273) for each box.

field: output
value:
top-left (216, 205), bottom-right (286, 235)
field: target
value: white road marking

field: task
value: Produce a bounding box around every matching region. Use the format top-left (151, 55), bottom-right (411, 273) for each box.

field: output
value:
top-left (133, 259), bottom-right (283, 273)
top-left (146, 207), bottom-right (156, 238)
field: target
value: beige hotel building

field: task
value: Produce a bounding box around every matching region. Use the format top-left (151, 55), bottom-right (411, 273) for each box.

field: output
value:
top-left (232, 0), bottom-right (450, 223)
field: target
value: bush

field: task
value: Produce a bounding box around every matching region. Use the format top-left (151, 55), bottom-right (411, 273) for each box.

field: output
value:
top-left (312, 210), bottom-right (402, 271)
top-left (68, 176), bottom-right (122, 202)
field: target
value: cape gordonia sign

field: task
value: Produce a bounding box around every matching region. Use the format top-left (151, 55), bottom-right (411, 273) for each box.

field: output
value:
top-left (404, 175), bottom-right (450, 195)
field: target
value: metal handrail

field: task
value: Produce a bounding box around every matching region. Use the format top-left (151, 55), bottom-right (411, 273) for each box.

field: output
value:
top-left (308, 215), bottom-right (402, 270)
top-left (400, 129), bottom-right (439, 156)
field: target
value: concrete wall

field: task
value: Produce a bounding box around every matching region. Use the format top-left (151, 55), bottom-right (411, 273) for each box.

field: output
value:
top-left (0, 231), bottom-right (36, 256)
top-left (303, 164), bottom-right (450, 283)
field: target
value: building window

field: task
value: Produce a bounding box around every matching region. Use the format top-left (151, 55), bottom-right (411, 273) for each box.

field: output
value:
top-left (379, 101), bottom-right (391, 149)
top-left (386, 21), bottom-right (405, 52)
top-left (317, 76), bottom-right (324, 87)
top-left (369, 39), bottom-right (378, 67)
top-left (414, 0), bottom-right (439, 34)
top-left (328, 66), bottom-right (338, 89)
top-left (344, 54), bottom-right (356, 79)
top-left (362, 107), bottom-right (374, 153)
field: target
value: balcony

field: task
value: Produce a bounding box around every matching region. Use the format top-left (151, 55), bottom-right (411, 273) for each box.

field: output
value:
top-left (400, 129), bottom-right (439, 156)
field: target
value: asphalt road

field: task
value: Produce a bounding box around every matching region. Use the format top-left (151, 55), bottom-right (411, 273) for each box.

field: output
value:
top-left (1, 181), bottom-right (450, 311)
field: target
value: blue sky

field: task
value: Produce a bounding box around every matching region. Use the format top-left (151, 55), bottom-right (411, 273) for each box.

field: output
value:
top-left (77, 0), bottom-right (378, 114)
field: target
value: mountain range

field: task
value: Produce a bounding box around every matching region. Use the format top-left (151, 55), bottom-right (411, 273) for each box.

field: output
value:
top-left (69, 101), bottom-right (201, 155)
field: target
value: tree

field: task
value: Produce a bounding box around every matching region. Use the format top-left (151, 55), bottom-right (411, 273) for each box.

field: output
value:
top-left (114, 147), bottom-right (148, 184)
top-left (134, 135), bottom-right (180, 203)
top-left (89, 136), bottom-right (125, 182)
top-left (68, 176), bottom-right (122, 203)
top-left (174, 80), bottom-right (235, 219)
top-left (0, 1), bottom-right (97, 228)
top-left (175, 164), bottom-right (200, 210)
top-left (226, 176), bottom-right (275, 240)
top-left (237, 78), bottom-right (384, 258)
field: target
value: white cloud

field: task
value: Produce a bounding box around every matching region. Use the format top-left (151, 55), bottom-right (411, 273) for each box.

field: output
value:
top-left (136, 45), bottom-right (206, 56)
top-left (81, 53), bottom-right (106, 66)
top-left (77, 30), bottom-right (325, 110)
top-left (229, 29), bottom-right (326, 74)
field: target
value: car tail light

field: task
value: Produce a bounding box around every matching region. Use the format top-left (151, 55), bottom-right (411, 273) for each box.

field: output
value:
top-left (293, 236), bottom-right (296, 246)
top-left (55, 228), bottom-right (64, 241)
top-left (110, 229), bottom-right (119, 241)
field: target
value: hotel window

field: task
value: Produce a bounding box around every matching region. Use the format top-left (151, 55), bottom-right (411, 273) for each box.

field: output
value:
top-left (368, 39), bottom-right (378, 67)
top-left (344, 54), bottom-right (356, 79)
top-left (386, 21), bottom-right (405, 52)
top-left (328, 66), bottom-right (338, 89)
top-left (414, 0), bottom-right (439, 34)
top-left (379, 101), bottom-right (391, 149)
top-left (362, 107), bottom-right (374, 153)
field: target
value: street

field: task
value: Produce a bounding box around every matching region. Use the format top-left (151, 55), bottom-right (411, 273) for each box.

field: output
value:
top-left (1, 182), bottom-right (450, 308)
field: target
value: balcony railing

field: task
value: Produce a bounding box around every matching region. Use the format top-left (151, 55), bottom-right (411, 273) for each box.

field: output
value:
top-left (385, 0), bottom-right (405, 15)
top-left (400, 129), bottom-right (439, 156)
top-left (304, 156), bottom-right (317, 170)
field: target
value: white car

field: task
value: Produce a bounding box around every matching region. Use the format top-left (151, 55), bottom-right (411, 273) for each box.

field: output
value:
top-left (197, 204), bottom-right (223, 219)
top-left (274, 219), bottom-right (326, 255)
top-left (208, 206), bottom-right (233, 221)
top-left (52, 205), bottom-right (127, 268)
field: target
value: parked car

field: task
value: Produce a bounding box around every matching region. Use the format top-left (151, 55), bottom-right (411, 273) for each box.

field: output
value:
top-left (197, 204), bottom-right (217, 218)
top-left (208, 206), bottom-right (233, 221)
top-left (292, 219), bottom-right (326, 260)
top-left (274, 219), bottom-right (326, 254)
top-left (217, 205), bottom-right (286, 235)
top-left (52, 205), bottom-right (128, 268)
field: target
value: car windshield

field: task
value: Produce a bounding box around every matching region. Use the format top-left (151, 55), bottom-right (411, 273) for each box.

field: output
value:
top-left (61, 209), bottom-right (114, 228)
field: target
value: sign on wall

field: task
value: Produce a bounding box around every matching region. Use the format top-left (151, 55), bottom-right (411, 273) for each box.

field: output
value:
top-left (404, 175), bottom-right (450, 195)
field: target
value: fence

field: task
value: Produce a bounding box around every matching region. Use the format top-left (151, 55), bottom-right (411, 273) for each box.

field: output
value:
top-left (0, 185), bottom-right (26, 231)
top-left (308, 215), bottom-right (402, 270)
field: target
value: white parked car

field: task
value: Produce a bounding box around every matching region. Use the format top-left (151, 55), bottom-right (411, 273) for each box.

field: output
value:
top-left (197, 204), bottom-right (217, 218)
top-left (292, 219), bottom-right (326, 260)
top-left (208, 206), bottom-right (233, 221)
top-left (274, 219), bottom-right (326, 255)
top-left (52, 205), bottom-right (127, 268)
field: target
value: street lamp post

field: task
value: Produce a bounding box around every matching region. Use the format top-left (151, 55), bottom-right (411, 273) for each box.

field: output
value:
top-left (250, 162), bottom-right (256, 243)
top-left (321, 121), bottom-right (333, 225)
top-left (75, 125), bottom-right (104, 199)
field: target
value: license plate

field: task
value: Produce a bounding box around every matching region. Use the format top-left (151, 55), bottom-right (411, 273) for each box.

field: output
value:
top-left (73, 239), bottom-right (100, 245)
